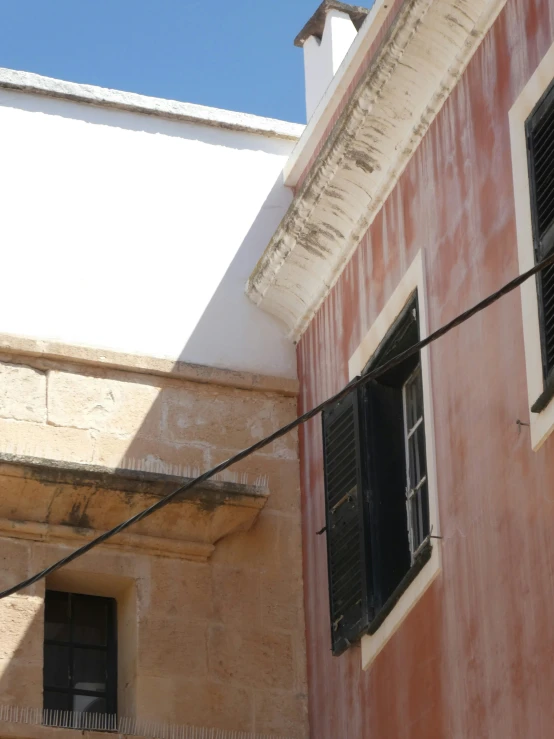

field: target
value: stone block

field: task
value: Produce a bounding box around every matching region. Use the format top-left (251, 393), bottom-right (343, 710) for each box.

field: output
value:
top-left (260, 571), bottom-right (303, 632)
top-left (0, 538), bottom-right (31, 591)
top-left (0, 659), bottom-right (43, 708)
top-left (254, 689), bottom-right (309, 738)
top-left (139, 616), bottom-right (207, 678)
top-left (0, 363), bottom-right (46, 423)
top-left (212, 565), bottom-right (260, 627)
top-left (210, 510), bottom-right (282, 570)
top-left (30, 541), bottom-right (142, 584)
top-left (147, 559), bottom-right (213, 622)
top-left (92, 433), bottom-right (209, 473)
top-left (0, 595), bottom-right (43, 662)
top-left (208, 625), bottom-right (294, 690)
top-left (48, 371), bottom-right (162, 437)
top-left (137, 676), bottom-right (254, 732)
top-left (163, 386), bottom-right (287, 452)
top-left (206, 452), bottom-right (301, 514)
top-left (0, 417), bottom-right (94, 464)
top-left (134, 676), bottom-right (174, 720)
top-left (280, 516), bottom-right (304, 577)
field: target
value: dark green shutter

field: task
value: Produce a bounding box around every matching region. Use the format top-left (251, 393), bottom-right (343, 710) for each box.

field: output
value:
top-left (322, 389), bottom-right (372, 655)
top-left (527, 82), bottom-right (554, 383)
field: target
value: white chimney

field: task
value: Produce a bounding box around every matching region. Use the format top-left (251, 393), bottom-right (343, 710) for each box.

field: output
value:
top-left (295, 1), bottom-right (369, 121)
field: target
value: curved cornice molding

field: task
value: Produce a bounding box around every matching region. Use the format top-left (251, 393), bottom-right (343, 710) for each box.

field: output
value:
top-left (246, 0), bottom-right (508, 340)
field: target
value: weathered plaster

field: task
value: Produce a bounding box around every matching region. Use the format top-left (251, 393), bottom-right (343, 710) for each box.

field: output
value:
top-left (246, 0), bottom-right (509, 340)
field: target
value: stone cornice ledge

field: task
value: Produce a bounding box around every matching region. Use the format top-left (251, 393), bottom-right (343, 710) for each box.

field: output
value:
top-left (0, 332), bottom-right (299, 396)
top-left (0, 68), bottom-right (304, 141)
top-left (246, 0), bottom-right (508, 340)
top-left (0, 454), bottom-right (269, 562)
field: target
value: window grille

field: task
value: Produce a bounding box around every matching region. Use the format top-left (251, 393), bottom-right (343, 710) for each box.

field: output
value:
top-left (43, 591), bottom-right (117, 723)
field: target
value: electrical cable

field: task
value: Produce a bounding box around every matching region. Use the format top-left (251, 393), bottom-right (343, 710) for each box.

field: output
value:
top-left (1, 250), bottom-right (553, 599)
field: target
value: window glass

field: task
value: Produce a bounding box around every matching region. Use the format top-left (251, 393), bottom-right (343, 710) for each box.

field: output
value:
top-left (44, 591), bottom-right (70, 641)
top-left (73, 649), bottom-right (107, 692)
top-left (43, 591), bottom-right (116, 721)
top-left (73, 596), bottom-right (108, 646)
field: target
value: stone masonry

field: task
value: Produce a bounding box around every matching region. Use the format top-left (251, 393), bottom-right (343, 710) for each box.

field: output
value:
top-left (0, 353), bottom-right (308, 737)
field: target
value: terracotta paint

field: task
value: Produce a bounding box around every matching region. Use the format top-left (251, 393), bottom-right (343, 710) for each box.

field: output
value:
top-left (297, 0), bottom-right (554, 736)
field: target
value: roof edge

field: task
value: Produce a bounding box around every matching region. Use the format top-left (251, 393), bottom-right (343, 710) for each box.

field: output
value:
top-left (0, 68), bottom-right (305, 140)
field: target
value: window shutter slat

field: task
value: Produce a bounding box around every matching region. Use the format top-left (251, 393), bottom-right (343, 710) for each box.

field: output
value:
top-left (527, 84), bottom-right (554, 381)
top-left (322, 389), bottom-right (371, 656)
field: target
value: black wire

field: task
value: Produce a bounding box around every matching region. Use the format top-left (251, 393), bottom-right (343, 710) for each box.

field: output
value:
top-left (2, 250), bottom-right (553, 599)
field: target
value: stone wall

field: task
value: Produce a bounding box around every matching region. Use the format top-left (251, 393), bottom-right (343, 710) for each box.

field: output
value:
top-left (0, 351), bottom-right (307, 738)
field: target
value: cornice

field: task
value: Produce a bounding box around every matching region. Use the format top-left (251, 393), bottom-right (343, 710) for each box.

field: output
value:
top-left (0, 332), bottom-right (299, 396)
top-left (0, 454), bottom-right (268, 562)
top-left (246, 0), bottom-right (508, 340)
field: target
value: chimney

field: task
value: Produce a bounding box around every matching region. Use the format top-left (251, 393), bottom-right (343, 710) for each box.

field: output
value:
top-left (295, 1), bottom-right (369, 121)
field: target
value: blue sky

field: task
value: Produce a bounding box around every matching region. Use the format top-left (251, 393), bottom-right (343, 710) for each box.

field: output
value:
top-left (0, 0), bottom-right (346, 123)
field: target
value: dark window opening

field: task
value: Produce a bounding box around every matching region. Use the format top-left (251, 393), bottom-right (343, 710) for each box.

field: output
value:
top-left (322, 293), bottom-right (431, 655)
top-left (527, 79), bottom-right (554, 412)
top-left (43, 591), bottom-right (117, 726)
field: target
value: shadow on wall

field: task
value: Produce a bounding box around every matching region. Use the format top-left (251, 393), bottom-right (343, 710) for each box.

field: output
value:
top-left (0, 543), bottom-right (43, 709)
top-left (179, 174), bottom-right (295, 374)
top-left (85, 169), bottom-right (300, 477)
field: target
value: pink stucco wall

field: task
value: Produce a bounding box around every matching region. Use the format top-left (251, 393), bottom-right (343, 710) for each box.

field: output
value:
top-left (297, 1), bottom-right (554, 736)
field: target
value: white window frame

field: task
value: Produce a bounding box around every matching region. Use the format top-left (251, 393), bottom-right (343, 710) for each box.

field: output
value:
top-left (349, 251), bottom-right (441, 670)
top-left (402, 365), bottom-right (428, 562)
top-left (510, 41), bottom-right (554, 450)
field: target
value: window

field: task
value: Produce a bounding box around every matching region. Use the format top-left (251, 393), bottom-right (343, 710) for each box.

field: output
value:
top-left (526, 80), bottom-right (554, 412)
top-left (43, 591), bottom-right (117, 721)
top-left (509, 43), bottom-right (554, 449)
top-left (322, 294), bottom-right (432, 656)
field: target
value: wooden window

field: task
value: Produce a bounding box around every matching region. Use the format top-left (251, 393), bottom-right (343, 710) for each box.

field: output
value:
top-left (322, 294), bottom-right (431, 655)
top-left (527, 81), bottom-right (554, 411)
top-left (403, 366), bottom-right (429, 559)
top-left (43, 591), bottom-right (117, 722)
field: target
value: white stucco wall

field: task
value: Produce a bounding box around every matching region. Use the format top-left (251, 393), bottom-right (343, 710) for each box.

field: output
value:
top-left (0, 84), bottom-right (300, 378)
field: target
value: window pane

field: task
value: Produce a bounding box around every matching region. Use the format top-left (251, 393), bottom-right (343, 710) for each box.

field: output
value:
top-left (73, 648), bottom-right (107, 692)
top-left (72, 596), bottom-right (108, 646)
top-left (44, 645), bottom-right (70, 688)
top-left (420, 480), bottom-right (430, 541)
top-left (409, 482), bottom-right (430, 552)
top-left (73, 694), bottom-right (107, 714)
top-left (406, 375), bottom-right (418, 429)
top-left (44, 591), bottom-right (70, 641)
top-left (408, 425), bottom-right (427, 489)
top-left (405, 367), bottom-right (424, 431)
top-left (44, 690), bottom-right (70, 712)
